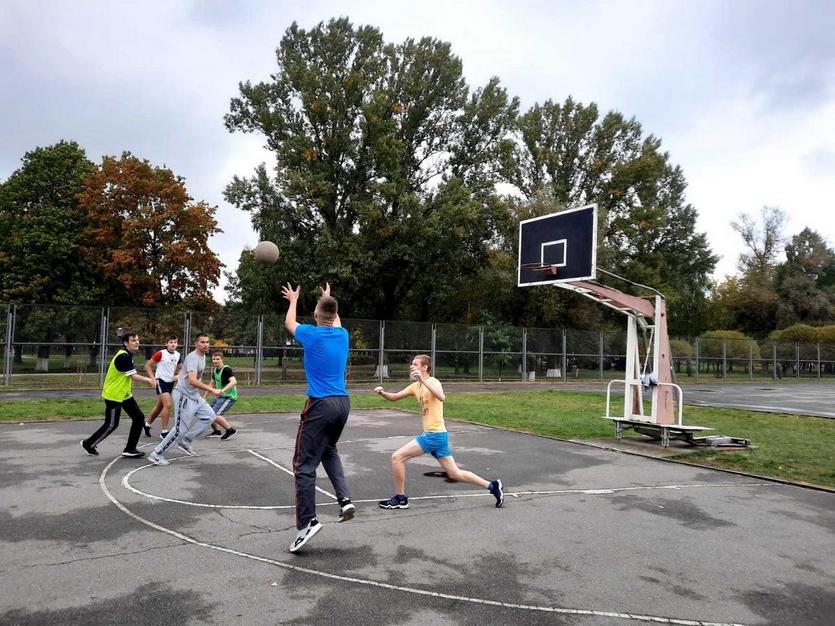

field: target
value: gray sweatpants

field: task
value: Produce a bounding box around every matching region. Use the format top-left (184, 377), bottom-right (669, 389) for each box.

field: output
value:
top-left (154, 389), bottom-right (216, 457)
top-left (294, 396), bottom-right (351, 529)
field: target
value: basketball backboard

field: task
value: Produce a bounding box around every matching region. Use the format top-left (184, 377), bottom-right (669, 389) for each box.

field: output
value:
top-left (517, 204), bottom-right (597, 286)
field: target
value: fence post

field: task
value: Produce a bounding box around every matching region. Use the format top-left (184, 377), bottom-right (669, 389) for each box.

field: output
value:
top-left (773, 343), bottom-right (778, 380)
top-left (749, 341), bottom-right (753, 382)
top-left (256, 315), bottom-right (264, 385)
top-left (817, 342), bottom-right (822, 379)
top-left (98, 307), bottom-right (109, 387)
top-left (3, 305), bottom-right (14, 386)
top-left (431, 323), bottom-right (436, 373)
top-left (695, 337), bottom-right (700, 384)
top-left (183, 311), bottom-right (191, 350)
top-left (478, 326), bottom-right (484, 382)
top-left (599, 331), bottom-right (604, 381)
top-left (796, 342), bottom-right (800, 379)
top-left (722, 340), bottom-right (727, 380)
top-left (561, 329), bottom-right (567, 384)
top-left (521, 327), bottom-right (527, 381)
top-left (378, 320), bottom-right (385, 384)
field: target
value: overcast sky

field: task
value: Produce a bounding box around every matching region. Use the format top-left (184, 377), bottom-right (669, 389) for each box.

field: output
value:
top-left (2, 0), bottom-right (834, 302)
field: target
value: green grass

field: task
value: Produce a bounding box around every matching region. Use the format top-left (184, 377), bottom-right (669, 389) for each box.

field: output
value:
top-left (1, 390), bottom-right (833, 489)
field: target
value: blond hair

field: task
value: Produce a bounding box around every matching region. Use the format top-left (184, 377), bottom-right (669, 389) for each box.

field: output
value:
top-left (413, 354), bottom-right (432, 374)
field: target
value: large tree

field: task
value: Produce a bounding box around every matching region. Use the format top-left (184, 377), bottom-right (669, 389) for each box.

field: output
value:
top-left (773, 228), bottom-right (835, 328)
top-left (711, 207), bottom-right (787, 336)
top-left (0, 141), bottom-right (97, 304)
top-left (78, 152), bottom-right (222, 308)
top-left (496, 98), bottom-right (717, 333)
top-left (0, 141), bottom-right (99, 371)
top-left (224, 18), bottom-right (518, 319)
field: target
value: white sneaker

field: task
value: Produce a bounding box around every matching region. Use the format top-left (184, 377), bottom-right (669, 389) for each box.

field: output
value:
top-left (289, 519), bottom-right (322, 553)
top-left (148, 452), bottom-right (169, 466)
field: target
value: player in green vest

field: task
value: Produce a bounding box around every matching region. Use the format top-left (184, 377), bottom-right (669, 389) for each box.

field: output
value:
top-left (205, 350), bottom-right (238, 440)
top-left (81, 330), bottom-right (156, 457)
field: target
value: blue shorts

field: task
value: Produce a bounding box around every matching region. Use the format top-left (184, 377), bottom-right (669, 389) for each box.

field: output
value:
top-left (210, 396), bottom-right (236, 416)
top-left (416, 431), bottom-right (452, 459)
top-left (156, 380), bottom-right (175, 395)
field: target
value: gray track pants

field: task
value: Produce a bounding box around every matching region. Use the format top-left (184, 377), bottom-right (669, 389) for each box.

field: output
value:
top-left (293, 396), bottom-right (351, 529)
top-left (154, 389), bottom-right (216, 457)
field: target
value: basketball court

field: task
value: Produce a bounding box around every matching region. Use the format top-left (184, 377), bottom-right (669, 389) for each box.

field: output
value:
top-left (2, 206), bottom-right (833, 625)
top-left (1, 409), bottom-right (833, 625)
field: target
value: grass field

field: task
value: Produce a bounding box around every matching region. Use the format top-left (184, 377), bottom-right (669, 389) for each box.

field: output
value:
top-left (1, 390), bottom-right (833, 489)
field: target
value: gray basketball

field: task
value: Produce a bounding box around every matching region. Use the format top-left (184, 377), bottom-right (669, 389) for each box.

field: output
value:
top-left (253, 240), bottom-right (279, 263)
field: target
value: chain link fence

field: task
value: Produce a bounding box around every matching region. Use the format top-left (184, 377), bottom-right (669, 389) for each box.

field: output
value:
top-left (2, 304), bottom-right (834, 388)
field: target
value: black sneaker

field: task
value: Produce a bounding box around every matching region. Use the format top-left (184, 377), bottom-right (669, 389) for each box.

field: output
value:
top-left (489, 479), bottom-right (504, 508)
top-left (143, 423), bottom-right (152, 437)
top-left (206, 429), bottom-right (223, 438)
top-left (338, 498), bottom-right (356, 522)
top-left (159, 430), bottom-right (169, 440)
top-left (220, 427), bottom-right (237, 440)
top-left (80, 440), bottom-right (98, 456)
top-left (122, 449), bottom-right (145, 458)
top-left (289, 518), bottom-right (322, 553)
top-left (378, 495), bottom-right (409, 509)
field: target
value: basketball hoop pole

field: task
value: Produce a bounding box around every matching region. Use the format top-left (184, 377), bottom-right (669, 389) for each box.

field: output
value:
top-left (556, 279), bottom-right (677, 425)
top-left (518, 204), bottom-right (710, 446)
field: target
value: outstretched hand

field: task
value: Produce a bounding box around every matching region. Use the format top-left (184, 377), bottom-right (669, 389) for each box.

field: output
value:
top-left (320, 282), bottom-right (331, 297)
top-left (281, 283), bottom-right (300, 303)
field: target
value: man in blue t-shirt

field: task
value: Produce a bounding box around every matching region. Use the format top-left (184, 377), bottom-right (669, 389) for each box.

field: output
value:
top-left (281, 282), bottom-right (354, 553)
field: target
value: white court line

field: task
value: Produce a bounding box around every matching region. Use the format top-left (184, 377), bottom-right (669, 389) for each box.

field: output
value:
top-left (100, 456), bottom-right (749, 625)
top-left (120, 447), bottom-right (780, 511)
top-left (247, 449), bottom-right (336, 500)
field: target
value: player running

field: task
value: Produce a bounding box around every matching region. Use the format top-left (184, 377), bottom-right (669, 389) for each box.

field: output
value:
top-left (375, 355), bottom-right (504, 510)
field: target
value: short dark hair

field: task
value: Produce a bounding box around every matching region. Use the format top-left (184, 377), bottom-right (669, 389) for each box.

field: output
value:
top-left (194, 333), bottom-right (209, 342)
top-left (120, 330), bottom-right (138, 345)
top-left (315, 296), bottom-right (338, 322)
top-left (211, 350), bottom-right (224, 357)
top-left (166, 335), bottom-right (178, 342)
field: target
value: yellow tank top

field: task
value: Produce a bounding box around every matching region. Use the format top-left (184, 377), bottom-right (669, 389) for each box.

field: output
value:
top-left (407, 378), bottom-right (445, 433)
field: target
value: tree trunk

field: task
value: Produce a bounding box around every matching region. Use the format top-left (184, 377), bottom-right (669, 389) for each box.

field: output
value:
top-left (35, 345), bottom-right (50, 373)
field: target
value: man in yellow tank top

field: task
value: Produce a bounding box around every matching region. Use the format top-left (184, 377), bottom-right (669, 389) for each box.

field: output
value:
top-left (374, 354), bottom-right (504, 509)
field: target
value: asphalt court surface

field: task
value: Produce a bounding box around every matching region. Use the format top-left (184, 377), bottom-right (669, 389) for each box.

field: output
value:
top-left (2, 408), bottom-right (834, 625)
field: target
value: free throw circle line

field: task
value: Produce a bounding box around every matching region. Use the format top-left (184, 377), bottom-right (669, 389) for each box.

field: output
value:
top-left (100, 457), bottom-right (748, 625)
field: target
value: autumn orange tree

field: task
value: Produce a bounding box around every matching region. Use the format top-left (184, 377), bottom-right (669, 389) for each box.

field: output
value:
top-left (79, 152), bottom-right (221, 308)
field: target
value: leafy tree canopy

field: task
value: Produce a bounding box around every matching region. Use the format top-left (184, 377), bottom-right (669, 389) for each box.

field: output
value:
top-left (0, 141), bottom-right (97, 304)
top-left (79, 152), bottom-right (222, 308)
top-left (224, 17), bottom-right (519, 319)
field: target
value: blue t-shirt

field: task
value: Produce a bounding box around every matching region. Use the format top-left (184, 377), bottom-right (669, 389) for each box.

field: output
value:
top-left (294, 324), bottom-right (349, 398)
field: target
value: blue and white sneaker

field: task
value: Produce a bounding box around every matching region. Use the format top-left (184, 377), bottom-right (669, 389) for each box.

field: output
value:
top-left (489, 479), bottom-right (504, 508)
top-left (148, 452), bottom-right (169, 466)
top-left (378, 495), bottom-right (409, 509)
top-left (289, 518), bottom-right (322, 553)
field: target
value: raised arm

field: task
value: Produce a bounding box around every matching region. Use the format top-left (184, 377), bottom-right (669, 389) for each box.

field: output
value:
top-left (414, 371), bottom-right (445, 401)
top-left (281, 282), bottom-right (300, 336)
top-left (320, 282), bottom-right (341, 327)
